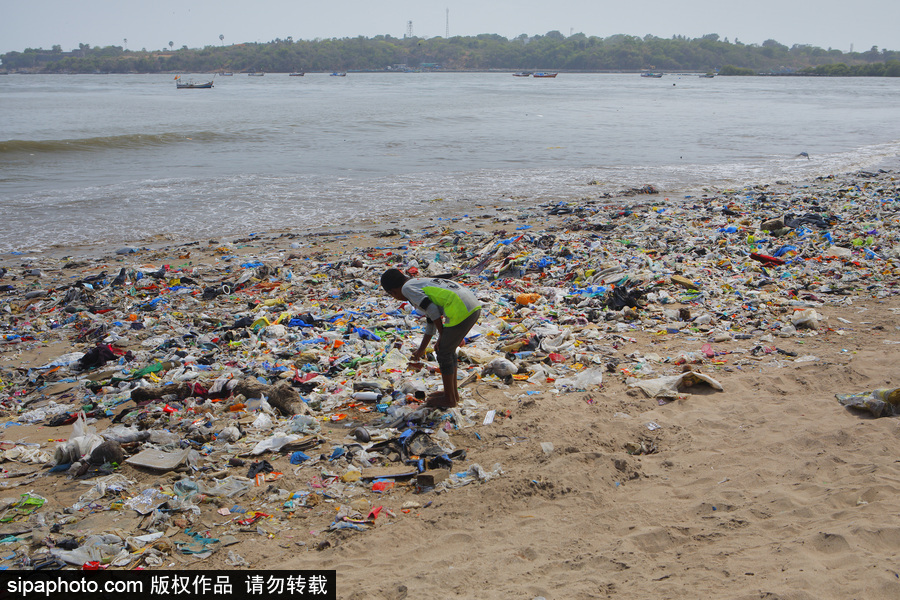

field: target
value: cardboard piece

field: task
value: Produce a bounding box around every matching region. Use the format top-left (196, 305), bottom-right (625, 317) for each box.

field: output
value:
top-left (125, 448), bottom-right (190, 471)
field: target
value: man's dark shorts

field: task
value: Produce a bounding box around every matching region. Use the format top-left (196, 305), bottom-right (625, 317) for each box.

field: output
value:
top-left (436, 309), bottom-right (481, 369)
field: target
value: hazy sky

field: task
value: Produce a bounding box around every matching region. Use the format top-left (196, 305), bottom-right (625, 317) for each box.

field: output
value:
top-left (1, 0), bottom-right (897, 55)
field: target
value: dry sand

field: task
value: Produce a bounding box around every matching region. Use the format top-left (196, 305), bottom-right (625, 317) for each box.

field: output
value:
top-left (0, 175), bottom-right (899, 600)
top-left (279, 301), bottom-right (900, 600)
top-left (305, 321), bottom-right (900, 600)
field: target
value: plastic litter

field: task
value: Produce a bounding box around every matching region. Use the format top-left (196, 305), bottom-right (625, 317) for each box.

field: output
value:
top-left (124, 488), bottom-right (170, 515)
top-left (125, 448), bottom-right (192, 472)
top-left (628, 371), bottom-right (724, 399)
top-left (836, 388), bottom-right (900, 417)
top-left (0, 167), bottom-right (896, 568)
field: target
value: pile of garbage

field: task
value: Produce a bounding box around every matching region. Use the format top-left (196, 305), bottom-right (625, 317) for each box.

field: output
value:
top-left (0, 170), bottom-right (897, 569)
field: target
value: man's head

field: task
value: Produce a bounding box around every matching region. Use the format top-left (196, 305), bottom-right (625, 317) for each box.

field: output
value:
top-left (380, 268), bottom-right (408, 301)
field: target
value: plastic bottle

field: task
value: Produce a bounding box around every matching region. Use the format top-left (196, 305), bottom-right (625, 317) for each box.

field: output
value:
top-left (352, 391), bottom-right (382, 402)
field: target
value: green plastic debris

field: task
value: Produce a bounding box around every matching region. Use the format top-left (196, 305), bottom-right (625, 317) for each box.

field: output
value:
top-left (0, 493), bottom-right (46, 523)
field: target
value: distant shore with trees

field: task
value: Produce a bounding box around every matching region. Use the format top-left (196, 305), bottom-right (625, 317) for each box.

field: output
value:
top-left (2, 32), bottom-right (898, 76)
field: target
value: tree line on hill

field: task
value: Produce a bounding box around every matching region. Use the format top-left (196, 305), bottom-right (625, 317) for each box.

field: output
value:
top-left (2, 32), bottom-right (898, 75)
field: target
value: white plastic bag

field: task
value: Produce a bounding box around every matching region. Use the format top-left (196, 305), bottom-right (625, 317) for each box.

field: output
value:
top-left (54, 412), bottom-right (103, 464)
top-left (217, 425), bottom-right (242, 442)
top-left (483, 357), bottom-right (518, 378)
top-left (251, 413), bottom-right (274, 429)
top-left (251, 434), bottom-right (300, 455)
top-left (791, 308), bottom-right (822, 330)
top-left (287, 415), bottom-right (320, 434)
top-left (540, 328), bottom-right (574, 353)
top-left (380, 348), bottom-right (409, 371)
top-left (556, 367), bottom-right (604, 391)
top-left (102, 424), bottom-right (150, 444)
top-left (204, 476), bottom-right (253, 498)
top-left (458, 347), bottom-right (495, 364)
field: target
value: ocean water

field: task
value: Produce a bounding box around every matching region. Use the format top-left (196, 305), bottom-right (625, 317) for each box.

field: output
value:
top-left (2, 72), bottom-right (899, 253)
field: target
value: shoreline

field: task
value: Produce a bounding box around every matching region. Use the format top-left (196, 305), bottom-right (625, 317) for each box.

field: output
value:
top-left (0, 168), bottom-right (898, 596)
top-left (5, 166), bottom-right (892, 264)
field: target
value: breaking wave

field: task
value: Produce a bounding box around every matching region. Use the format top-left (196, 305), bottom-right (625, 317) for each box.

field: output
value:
top-left (0, 131), bottom-right (228, 155)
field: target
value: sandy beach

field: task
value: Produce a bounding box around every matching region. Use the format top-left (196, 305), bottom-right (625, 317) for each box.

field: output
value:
top-left (1, 170), bottom-right (899, 599)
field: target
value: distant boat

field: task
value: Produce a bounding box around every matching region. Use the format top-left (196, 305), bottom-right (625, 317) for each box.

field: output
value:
top-left (248, 72), bottom-right (264, 76)
top-left (330, 72), bottom-right (347, 77)
top-left (176, 80), bottom-right (213, 89)
top-left (219, 72), bottom-right (233, 76)
top-left (289, 71), bottom-right (305, 77)
top-left (641, 71), bottom-right (663, 78)
top-left (175, 76), bottom-right (213, 89)
top-left (699, 72), bottom-right (716, 78)
top-left (513, 71), bottom-right (533, 77)
top-left (532, 72), bottom-right (557, 78)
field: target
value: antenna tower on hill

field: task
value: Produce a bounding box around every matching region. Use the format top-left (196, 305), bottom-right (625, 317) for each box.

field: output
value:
top-left (406, 20), bottom-right (414, 38)
top-left (446, 8), bottom-right (450, 38)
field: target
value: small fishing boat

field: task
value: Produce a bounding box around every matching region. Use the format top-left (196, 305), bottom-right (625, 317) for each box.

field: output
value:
top-left (289, 71), bottom-right (305, 76)
top-left (513, 71), bottom-right (533, 77)
top-left (219, 72), bottom-right (234, 76)
top-left (532, 72), bottom-right (558, 78)
top-left (175, 76), bottom-right (213, 89)
top-left (641, 71), bottom-right (663, 78)
top-left (330, 71), bottom-right (347, 77)
top-left (248, 71), bottom-right (265, 76)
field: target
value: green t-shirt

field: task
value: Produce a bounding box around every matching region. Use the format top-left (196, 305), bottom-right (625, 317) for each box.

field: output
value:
top-left (401, 277), bottom-right (481, 335)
